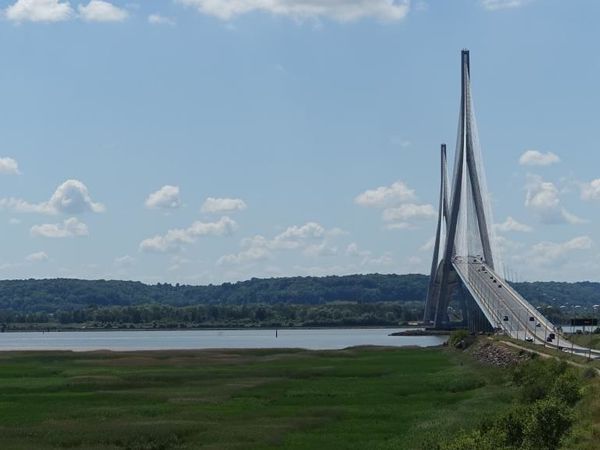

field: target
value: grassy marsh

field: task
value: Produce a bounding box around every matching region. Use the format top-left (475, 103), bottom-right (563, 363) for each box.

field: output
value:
top-left (0, 347), bottom-right (515, 449)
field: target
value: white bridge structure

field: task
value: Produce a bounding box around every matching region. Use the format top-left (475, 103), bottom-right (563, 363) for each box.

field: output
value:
top-left (423, 50), bottom-right (599, 359)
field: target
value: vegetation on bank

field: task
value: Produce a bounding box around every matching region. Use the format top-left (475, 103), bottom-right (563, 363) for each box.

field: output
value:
top-left (1, 301), bottom-right (424, 331)
top-left (432, 357), bottom-right (587, 449)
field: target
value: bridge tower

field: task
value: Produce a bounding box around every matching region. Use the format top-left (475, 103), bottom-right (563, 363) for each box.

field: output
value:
top-left (424, 50), bottom-right (498, 330)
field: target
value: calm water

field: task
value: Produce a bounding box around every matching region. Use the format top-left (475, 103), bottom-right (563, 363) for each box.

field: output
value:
top-left (0, 328), bottom-right (447, 351)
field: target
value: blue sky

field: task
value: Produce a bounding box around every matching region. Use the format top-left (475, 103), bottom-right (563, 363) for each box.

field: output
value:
top-left (0, 0), bottom-right (599, 283)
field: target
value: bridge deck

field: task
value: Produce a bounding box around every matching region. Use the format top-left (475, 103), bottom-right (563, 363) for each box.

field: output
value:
top-left (452, 257), bottom-right (600, 359)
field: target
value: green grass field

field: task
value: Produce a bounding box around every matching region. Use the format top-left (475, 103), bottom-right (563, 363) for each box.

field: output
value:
top-left (0, 347), bottom-right (516, 450)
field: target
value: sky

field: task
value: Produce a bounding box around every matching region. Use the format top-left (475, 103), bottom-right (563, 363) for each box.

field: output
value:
top-left (0, 0), bottom-right (599, 284)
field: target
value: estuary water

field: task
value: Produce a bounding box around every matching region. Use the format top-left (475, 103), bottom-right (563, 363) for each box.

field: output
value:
top-left (0, 328), bottom-right (447, 351)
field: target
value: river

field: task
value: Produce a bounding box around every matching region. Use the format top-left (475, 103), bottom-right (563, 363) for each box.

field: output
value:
top-left (0, 328), bottom-right (447, 351)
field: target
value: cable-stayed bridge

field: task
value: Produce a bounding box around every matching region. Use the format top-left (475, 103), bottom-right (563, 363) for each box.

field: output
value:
top-left (424, 50), bottom-right (599, 359)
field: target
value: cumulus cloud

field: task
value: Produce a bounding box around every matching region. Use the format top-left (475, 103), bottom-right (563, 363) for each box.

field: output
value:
top-left (139, 216), bottom-right (236, 253)
top-left (270, 222), bottom-right (325, 248)
top-left (218, 222), bottom-right (337, 266)
top-left (303, 242), bottom-right (338, 257)
top-left (355, 181), bottom-right (416, 208)
top-left (0, 179), bottom-right (105, 215)
top-left (5, 0), bottom-right (73, 22)
top-left (529, 236), bottom-right (592, 266)
top-left (31, 217), bottom-right (89, 238)
top-left (346, 242), bottom-right (369, 258)
top-left (26, 251), bottom-right (49, 262)
top-left (525, 175), bottom-right (583, 224)
top-left (481, 0), bottom-right (533, 10)
top-left (382, 203), bottom-right (436, 227)
top-left (356, 180), bottom-right (435, 229)
top-left (148, 13), bottom-right (175, 25)
top-left (580, 179), bottom-right (600, 201)
top-left (0, 157), bottom-right (20, 175)
top-left (217, 246), bottom-right (270, 266)
top-left (344, 242), bottom-right (393, 267)
top-left (114, 254), bottom-right (135, 267)
top-left (176, 0), bottom-right (410, 22)
top-left (495, 216), bottom-right (533, 233)
top-left (145, 185), bottom-right (181, 210)
top-left (201, 197), bottom-right (247, 214)
top-left (78, 0), bottom-right (127, 22)
top-left (519, 150), bottom-right (560, 166)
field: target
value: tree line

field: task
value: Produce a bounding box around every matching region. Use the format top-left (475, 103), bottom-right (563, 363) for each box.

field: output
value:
top-left (0, 274), bottom-right (598, 329)
top-left (0, 301), bottom-right (425, 330)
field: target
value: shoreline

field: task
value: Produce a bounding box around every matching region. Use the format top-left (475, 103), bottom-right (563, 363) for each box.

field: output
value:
top-left (0, 325), bottom-right (425, 333)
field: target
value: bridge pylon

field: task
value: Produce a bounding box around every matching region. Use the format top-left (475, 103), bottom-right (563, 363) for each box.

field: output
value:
top-left (424, 50), bottom-right (498, 331)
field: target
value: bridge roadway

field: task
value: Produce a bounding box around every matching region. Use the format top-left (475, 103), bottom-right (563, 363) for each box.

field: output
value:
top-left (452, 256), bottom-right (600, 360)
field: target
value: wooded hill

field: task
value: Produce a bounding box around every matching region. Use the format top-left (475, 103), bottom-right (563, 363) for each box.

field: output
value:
top-left (0, 275), bottom-right (599, 314)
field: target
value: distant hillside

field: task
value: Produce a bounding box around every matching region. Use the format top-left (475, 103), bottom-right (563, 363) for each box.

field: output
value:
top-left (0, 274), bottom-right (427, 314)
top-left (0, 275), bottom-right (599, 315)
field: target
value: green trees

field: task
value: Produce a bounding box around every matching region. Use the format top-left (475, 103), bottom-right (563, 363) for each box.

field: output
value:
top-left (521, 398), bottom-right (574, 450)
top-left (0, 274), bottom-right (598, 328)
top-left (440, 358), bottom-right (584, 450)
top-left (0, 274), bottom-right (429, 314)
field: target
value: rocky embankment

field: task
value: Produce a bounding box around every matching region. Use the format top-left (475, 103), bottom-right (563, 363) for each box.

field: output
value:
top-left (467, 339), bottom-right (531, 368)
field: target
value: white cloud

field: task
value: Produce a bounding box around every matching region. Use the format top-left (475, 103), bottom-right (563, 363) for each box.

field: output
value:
top-left (270, 222), bottom-right (325, 248)
top-left (382, 203), bottom-right (436, 223)
top-left (26, 251), bottom-right (49, 262)
top-left (8, 218), bottom-right (21, 225)
top-left (219, 222), bottom-right (333, 265)
top-left (148, 13), bottom-right (175, 25)
top-left (0, 179), bottom-right (105, 215)
top-left (481, 0), bottom-right (532, 11)
top-left (139, 216), bottom-right (236, 253)
top-left (529, 236), bottom-right (592, 266)
top-left (201, 197), bottom-right (247, 214)
top-left (31, 217), bottom-right (89, 238)
top-left (346, 242), bottom-right (369, 258)
top-left (114, 254), bottom-right (135, 267)
top-left (384, 222), bottom-right (412, 230)
top-left (47, 179), bottom-right (105, 214)
top-left (78, 0), bottom-right (127, 22)
top-left (525, 175), bottom-right (584, 225)
top-left (303, 242), bottom-right (338, 257)
top-left (495, 216), bottom-right (533, 233)
top-left (518, 150), bottom-right (560, 166)
top-left (0, 157), bottom-right (20, 175)
top-left (356, 181), bottom-right (433, 229)
top-left (344, 242), bottom-right (393, 267)
top-left (145, 185), bottom-right (181, 210)
top-left (176, 0), bottom-right (410, 22)
top-left (217, 246), bottom-right (270, 266)
top-left (355, 181), bottom-right (416, 208)
top-left (5, 0), bottom-right (73, 22)
top-left (581, 179), bottom-right (600, 201)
